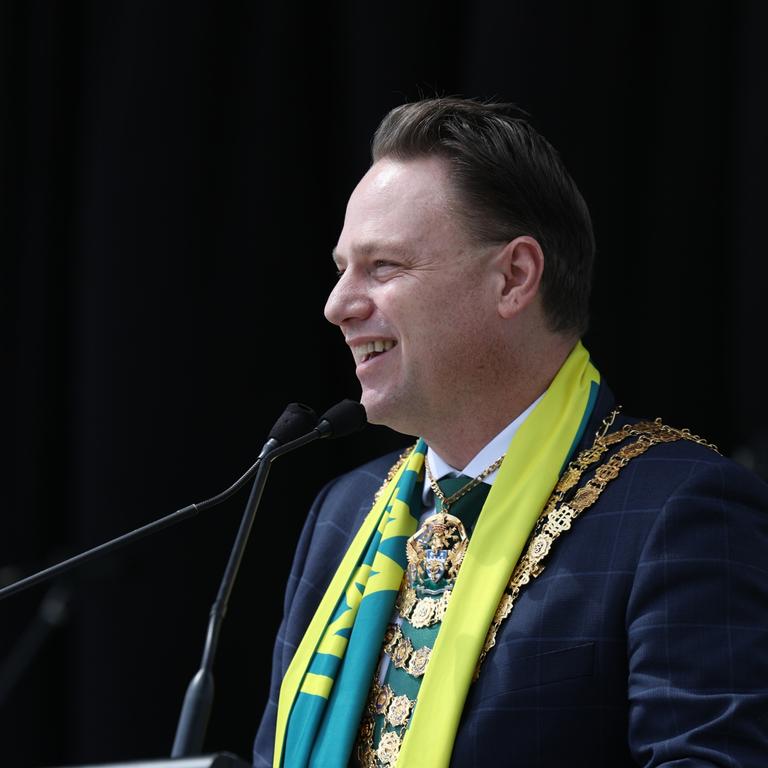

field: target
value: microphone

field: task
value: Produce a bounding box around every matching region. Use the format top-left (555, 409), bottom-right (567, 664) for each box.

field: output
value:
top-left (0, 402), bottom-right (319, 603)
top-left (315, 398), bottom-right (368, 439)
top-left (171, 399), bottom-right (367, 757)
top-left (257, 402), bottom-right (319, 459)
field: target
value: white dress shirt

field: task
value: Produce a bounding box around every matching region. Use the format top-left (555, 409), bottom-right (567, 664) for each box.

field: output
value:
top-left (421, 393), bottom-right (544, 514)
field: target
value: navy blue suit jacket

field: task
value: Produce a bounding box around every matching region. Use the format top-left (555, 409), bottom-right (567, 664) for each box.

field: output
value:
top-left (254, 386), bottom-right (768, 766)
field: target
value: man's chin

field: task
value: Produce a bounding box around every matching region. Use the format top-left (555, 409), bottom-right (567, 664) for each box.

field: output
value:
top-left (360, 392), bottom-right (416, 436)
top-left (359, 391), bottom-right (394, 428)
top-left (358, 394), bottom-right (384, 426)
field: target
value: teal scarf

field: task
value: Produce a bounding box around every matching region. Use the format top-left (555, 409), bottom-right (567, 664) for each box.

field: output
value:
top-left (281, 441), bottom-right (426, 766)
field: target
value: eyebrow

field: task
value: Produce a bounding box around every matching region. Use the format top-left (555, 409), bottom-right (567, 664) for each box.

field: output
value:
top-left (331, 242), bottom-right (409, 264)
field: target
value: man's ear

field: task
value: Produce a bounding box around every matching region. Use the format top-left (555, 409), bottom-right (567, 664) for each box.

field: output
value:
top-left (494, 235), bottom-right (545, 319)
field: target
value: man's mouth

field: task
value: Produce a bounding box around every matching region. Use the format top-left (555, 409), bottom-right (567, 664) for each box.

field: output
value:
top-left (351, 339), bottom-right (397, 365)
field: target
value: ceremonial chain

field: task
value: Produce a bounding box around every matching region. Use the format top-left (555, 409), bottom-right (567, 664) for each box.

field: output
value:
top-left (474, 410), bottom-right (719, 678)
top-left (424, 453), bottom-right (505, 513)
top-left (365, 413), bottom-right (719, 699)
top-left (372, 446), bottom-right (414, 503)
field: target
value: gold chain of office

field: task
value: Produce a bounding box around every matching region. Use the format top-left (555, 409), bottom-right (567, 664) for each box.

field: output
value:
top-left (372, 411), bottom-right (718, 685)
top-left (357, 413), bottom-right (717, 765)
top-left (424, 454), bottom-right (505, 513)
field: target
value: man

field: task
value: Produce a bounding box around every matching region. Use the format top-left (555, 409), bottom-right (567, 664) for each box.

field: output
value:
top-left (254, 98), bottom-right (768, 767)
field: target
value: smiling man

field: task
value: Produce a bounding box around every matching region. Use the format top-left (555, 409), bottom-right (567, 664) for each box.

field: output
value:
top-left (253, 98), bottom-right (768, 768)
top-left (326, 153), bottom-right (572, 469)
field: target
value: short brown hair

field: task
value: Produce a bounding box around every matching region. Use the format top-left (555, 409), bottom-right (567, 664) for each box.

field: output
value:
top-left (371, 97), bottom-right (595, 335)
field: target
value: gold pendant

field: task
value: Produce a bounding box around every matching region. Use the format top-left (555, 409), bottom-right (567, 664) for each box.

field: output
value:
top-left (406, 513), bottom-right (468, 586)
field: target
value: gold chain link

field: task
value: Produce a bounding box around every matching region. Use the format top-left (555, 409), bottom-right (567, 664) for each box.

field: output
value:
top-left (424, 453), bottom-right (505, 513)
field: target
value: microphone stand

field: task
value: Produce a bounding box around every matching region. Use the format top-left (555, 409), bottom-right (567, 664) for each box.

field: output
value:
top-left (170, 399), bottom-right (366, 756)
top-left (0, 400), bottom-right (364, 767)
top-left (171, 430), bottom-right (324, 756)
top-left (0, 403), bottom-right (321, 768)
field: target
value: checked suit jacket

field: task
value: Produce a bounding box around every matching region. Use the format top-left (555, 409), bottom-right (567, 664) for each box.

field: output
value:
top-left (254, 385), bottom-right (768, 767)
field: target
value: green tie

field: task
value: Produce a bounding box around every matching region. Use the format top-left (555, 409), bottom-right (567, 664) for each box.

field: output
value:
top-left (433, 474), bottom-right (492, 534)
top-left (358, 478), bottom-right (491, 767)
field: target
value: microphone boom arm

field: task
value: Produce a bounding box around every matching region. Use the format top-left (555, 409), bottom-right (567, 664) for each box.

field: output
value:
top-left (0, 456), bottom-right (269, 603)
top-left (170, 429), bottom-right (324, 757)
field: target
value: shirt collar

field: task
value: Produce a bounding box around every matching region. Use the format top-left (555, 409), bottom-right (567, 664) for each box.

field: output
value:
top-left (422, 393), bottom-right (544, 505)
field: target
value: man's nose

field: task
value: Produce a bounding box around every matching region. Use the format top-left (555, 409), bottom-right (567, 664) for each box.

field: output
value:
top-left (324, 271), bottom-right (373, 326)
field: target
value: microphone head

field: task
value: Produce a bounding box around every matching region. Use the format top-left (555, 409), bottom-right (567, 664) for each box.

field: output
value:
top-left (316, 399), bottom-right (368, 439)
top-left (269, 402), bottom-right (319, 444)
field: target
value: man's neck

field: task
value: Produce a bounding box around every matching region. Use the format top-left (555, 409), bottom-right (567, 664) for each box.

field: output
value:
top-left (423, 337), bottom-right (577, 468)
top-left (427, 393), bottom-right (543, 481)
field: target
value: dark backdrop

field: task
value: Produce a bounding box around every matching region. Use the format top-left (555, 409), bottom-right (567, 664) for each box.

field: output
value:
top-left (1, 1), bottom-right (766, 766)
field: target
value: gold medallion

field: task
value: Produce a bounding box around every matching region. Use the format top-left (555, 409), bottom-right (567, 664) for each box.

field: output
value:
top-left (372, 684), bottom-right (393, 716)
top-left (621, 441), bottom-right (647, 458)
top-left (376, 731), bottom-right (402, 765)
top-left (529, 533), bottom-right (552, 562)
top-left (386, 694), bottom-right (413, 727)
top-left (407, 645), bottom-right (431, 677)
top-left (572, 485), bottom-right (598, 507)
top-left (595, 463), bottom-right (620, 482)
top-left (545, 506), bottom-right (575, 533)
top-left (559, 466), bottom-right (581, 491)
top-left (382, 623), bottom-right (401, 655)
top-left (406, 513), bottom-right (467, 586)
top-left (390, 635), bottom-right (413, 669)
top-left (409, 597), bottom-right (436, 628)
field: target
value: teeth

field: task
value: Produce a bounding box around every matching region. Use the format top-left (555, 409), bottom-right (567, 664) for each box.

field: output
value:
top-left (351, 339), bottom-right (395, 364)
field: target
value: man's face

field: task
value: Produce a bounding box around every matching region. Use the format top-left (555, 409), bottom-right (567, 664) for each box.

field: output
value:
top-left (325, 155), bottom-right (500, 437)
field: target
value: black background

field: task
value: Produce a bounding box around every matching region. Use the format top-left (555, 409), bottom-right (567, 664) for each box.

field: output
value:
top-left (1, 2), bottom-right (766, 766)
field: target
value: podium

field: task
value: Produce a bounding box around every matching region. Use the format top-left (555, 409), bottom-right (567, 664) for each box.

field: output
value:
top-left (50, 754), bottom-right (252, 768)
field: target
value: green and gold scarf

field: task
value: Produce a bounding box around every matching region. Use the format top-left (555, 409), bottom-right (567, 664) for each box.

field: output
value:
top-left (276, 341), bottom-right (600, 767)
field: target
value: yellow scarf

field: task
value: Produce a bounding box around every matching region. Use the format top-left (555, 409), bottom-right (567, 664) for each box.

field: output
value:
top-left (276, 341), bottom-right (599, 767)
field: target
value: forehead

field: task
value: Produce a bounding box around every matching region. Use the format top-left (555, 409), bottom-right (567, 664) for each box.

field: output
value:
top-left (335, 156), bottom-right (467, 259)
